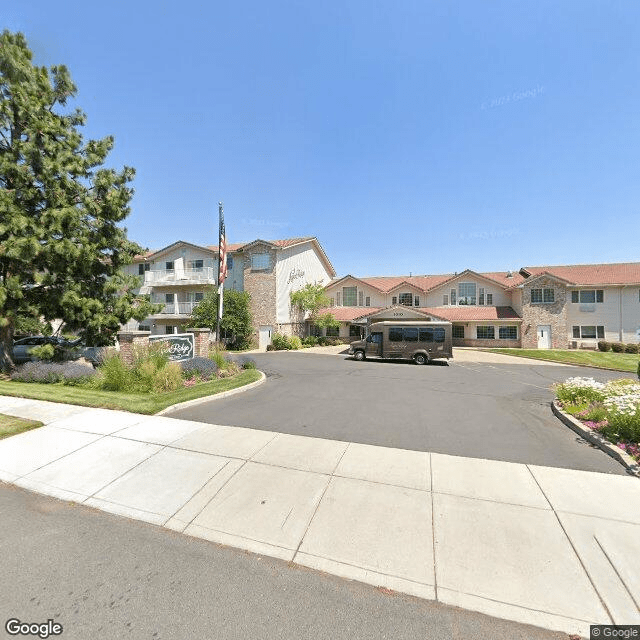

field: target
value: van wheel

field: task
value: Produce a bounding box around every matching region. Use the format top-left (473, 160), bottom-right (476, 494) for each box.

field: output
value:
top-left (414, 353), bottom-right (428, 365)
top-left (353, 350), bottom-right (365, 361)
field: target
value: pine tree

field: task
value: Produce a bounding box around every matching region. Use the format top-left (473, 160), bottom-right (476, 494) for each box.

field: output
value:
top-left (0, 30), bottom-right (158, 369)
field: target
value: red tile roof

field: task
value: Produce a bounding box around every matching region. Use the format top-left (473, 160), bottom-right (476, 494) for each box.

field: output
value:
top-left (356, 275), bottom-right (453, 293)
top-left (316, 307), bottom-right (381, 321)
top-left (418, 306), bottom-right (521, 321)
top-left (521, 263), bottom-right (640, 286)
top-left (207, 237), bottom-right (317, 252)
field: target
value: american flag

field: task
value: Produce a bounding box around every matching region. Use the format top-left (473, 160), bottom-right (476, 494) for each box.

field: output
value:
top-left (218, 206), bottom-right (227, 287)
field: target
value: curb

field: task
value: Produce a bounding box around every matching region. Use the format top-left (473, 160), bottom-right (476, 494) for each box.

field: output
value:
top-left (551, 400), bottom-right (640, 477)
top-left (157, 371), bottom-right (266, 416)
top-left (482, 349), bottom-right (636, 373)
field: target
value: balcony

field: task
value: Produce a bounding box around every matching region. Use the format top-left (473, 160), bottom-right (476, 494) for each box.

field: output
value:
top-left (150, 300), bottom-right (200, 317)
top-left (144, 268), bottom-right (216, 285)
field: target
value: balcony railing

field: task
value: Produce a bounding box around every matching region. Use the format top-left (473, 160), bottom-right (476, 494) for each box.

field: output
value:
top-left (144, 268), bottom-right (216, 284)
top-left (152, 301), bottom-right (200, 316)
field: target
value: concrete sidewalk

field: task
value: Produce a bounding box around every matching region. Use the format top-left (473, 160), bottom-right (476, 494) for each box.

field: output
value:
top-left (1, 396), bottom-right (639, 638)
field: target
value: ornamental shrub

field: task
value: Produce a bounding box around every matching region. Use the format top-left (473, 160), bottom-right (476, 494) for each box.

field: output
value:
top-left (289, 336), bottom-right (302, 350)
top-left (10, 361), bottom-right (96, 384)
top-left (266, 344), bottom-right (274, 351)
top-left (241, 358), bottom-right (257, 370)
top-left (99, 352), bottom-right (132, 391)
top-left (597, 340), bottom-right (610, 352)
top-left (271, 333), bottom-right (291, 350)
top-left (624, 343), bottom-right (639, 354)
top-left (152, 363), bottom-right (183, 392)
top-left (302, 336), bottom-right (318, 347)
top-left (179, 357), bottom-right (218, 379)
top-left (28, 343), bottom-right (56, 361)
top-left (611, 342), bottom-right (625, 353)
top-left (59, 362), bottom-right (97, 386)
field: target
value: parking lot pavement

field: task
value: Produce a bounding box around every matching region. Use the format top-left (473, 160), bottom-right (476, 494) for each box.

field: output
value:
top-left (176, 351), bottom-right (628, 473)
top-left (1, 400), bottom-right (639, 637)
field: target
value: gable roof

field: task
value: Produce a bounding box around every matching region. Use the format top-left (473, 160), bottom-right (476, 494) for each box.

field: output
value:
top-left (519, 262), bottom-right (640, 286)
top-left (137, 240), bottom-right (216, 261)
top-left (208, 236), bottom-right (335, 277)
top-left (418, 306), bottom-right (521, 321)
top-left (353, 275), bottom-right (453, 293)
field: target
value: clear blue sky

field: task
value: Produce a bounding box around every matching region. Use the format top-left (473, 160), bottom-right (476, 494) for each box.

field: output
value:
top-left (7, 1), bottom-right (640, 277)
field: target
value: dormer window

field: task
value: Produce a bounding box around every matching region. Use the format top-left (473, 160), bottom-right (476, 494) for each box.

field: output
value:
top-left (399, 292), bottom-right (413, 306)
top-left (458, 283), bottom-right (476, 305)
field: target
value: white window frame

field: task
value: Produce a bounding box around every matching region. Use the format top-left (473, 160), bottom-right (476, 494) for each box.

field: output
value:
top-left (399, 292), bottom-right (413, 307)
top-left (498, 326), bottom-right (518, 340)
top-left (572, 325), bottom-right (605, 339)
top-left (251, 253), bottom-right (270, 271)
top-left (443, 294), bottom-right (449, 306)
top-left (486, 293), bottom-right (493, 305)
top-left (476, 325), bottom-right (495, 339)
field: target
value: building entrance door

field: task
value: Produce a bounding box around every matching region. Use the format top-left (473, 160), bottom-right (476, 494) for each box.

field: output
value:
top-left (259, 326), bottom-right (273, 350)
top-left (537, 325), bottom-right (551, 349)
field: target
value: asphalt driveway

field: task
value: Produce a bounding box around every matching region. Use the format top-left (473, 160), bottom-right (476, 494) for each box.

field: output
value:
top-left (170, 350), bottom-right (630, 474)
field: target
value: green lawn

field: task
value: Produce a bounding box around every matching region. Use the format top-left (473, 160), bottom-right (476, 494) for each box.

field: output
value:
top-left (0, 413), bottom-right (43, 439)
top-left (0, 369), bottom-right (262, 414)
top-left (486, 349), bottom-right (640, 373)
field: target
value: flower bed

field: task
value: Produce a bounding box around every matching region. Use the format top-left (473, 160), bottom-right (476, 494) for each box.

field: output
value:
top-left (554, 377), bottom-right (640, 462)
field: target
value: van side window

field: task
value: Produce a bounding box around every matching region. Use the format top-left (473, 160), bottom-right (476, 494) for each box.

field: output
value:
top-left (403, 327), bottom-right (418, 342)
top-left (389, 328), bottom-right (404, 342)
top-left (371, 332), bottom-right (382, 343)
top-left (434, 328), bottom-right (445, 343)
top-left (419, 328), bottom-right (434, 342)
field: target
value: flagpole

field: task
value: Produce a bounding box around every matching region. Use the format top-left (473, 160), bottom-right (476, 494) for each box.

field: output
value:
top-left (216, 202), bottom-right (224, 343)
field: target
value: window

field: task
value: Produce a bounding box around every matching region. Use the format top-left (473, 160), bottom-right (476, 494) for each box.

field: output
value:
top-left (165, 293), bottom-right (175, 303)
top-left (414, 296), bottom-right (420, 306)
top-left (399, 293), bottom-right (413, 306)
top-left (365, 296), bottom-right (370, 307)
top-left (443, 294), bottom-right (449, 306)
top-left (452, 325), bottom-right (464, 339)
top-left (188, 259), bottom-right (204, 270)
top-left (349, 325), bottom-right (362, 337)
top-left (195, 292), bottom-right (204, 301)
top-left (358, 291), bottom-right (364, 306)
top-left (403, 327), bottom-right (419, 342)
top-left (165, 261), bottom-right (174, 271)
top-left (450, 289), bottom-right (456, 305)
top-left (392, 296), bottom-right (398, 305)
top-left (326, 325), bottom-right (339, 337)
top-left (499, 326), bottom-right (518, 340)
top-left (227, 256), bottom-right (233, 270)
top-left (543, 288), bottom-right (554, 303)
top-left (138, 263), bottom-right (150, 275)
top-left (165, 325), bottom-right (176, 334)
top-left (486, 293), bottom-right (493, 305)
top-left (477, 326), bottom-right (495, 339)
top-left (531, 289), bottom-right (542, 303)
top-left (479, 288), bottom-right (485, 305)
top-left (310, 324), bottom-right (322, 337)
top-left (573, 326), bottom-right (605, 339)
top-left (572, 290), bottom-right (604, 304)
top-left (343, 287), bottom-right (357, 306)
top-left (458, 283), bottom-right (476, 305)
top-left (138, 325), bottom-right (150, 332)
top-left (251, 253), bottom-right (270, 270)
top-left (419, 328), bottom-right (434, 342)
top-left (336, 292), bottom-right (341, 306)
top-left (434, 328), bottom-right (445, 343)
top-left (389, 327), bottom-right (404, 342)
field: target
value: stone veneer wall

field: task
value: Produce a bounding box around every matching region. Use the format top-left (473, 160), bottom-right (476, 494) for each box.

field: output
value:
top-left (243, 245), bottom-right (278, 345)
top-left (521, 277), bottom-right (568, 349)
top-left (276, 322), bottom-right (306, 337)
